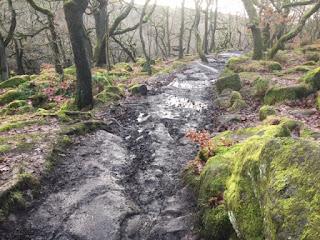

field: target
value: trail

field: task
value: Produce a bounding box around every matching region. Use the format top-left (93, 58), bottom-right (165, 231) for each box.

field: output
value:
top-left (0, 53), bottom-right (237, 240)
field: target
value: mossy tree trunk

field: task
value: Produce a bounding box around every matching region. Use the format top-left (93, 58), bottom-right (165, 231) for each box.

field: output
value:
top-left (269, 1), bottom-right (320, 59)
top-left (187, 20), bottom-right (195, 54)
top-left (0, 0), bottom-right (16, 82)
top-left (209, 0), bottom-right (218, 52)
top-left (14, 39), bottom-right (25, 75)
top-left (241, 0), bottom-right (263, 60)
top-left (179, 0), bottom-right (185, 59)
top-left (195, 0), bottom-right (208, 63)
top-left (203, 0), bottom-right (211, 54)
top-left (93, 0), bottom-right (107, 66)
top-left (64, 0), bottom-right (93, 109)
top-left (139, 0), bottom-right (156, 75)
top-left (26, 0), bottom-right (63, 75)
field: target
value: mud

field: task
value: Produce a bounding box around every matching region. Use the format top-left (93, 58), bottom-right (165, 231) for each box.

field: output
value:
top-left (0, 53), bottom-right (237, 240)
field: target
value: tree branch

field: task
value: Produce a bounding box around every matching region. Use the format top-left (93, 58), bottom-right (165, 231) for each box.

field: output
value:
top-left (4, 0), bottom-right (16, 47)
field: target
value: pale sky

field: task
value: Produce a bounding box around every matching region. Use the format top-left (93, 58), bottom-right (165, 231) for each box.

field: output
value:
top-left (143, 0), bottom-right (245, 14)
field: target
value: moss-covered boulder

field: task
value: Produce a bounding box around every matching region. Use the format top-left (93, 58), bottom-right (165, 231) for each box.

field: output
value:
top-left (229, 91), bottom-right (242, 105)
top-left (96, 92), bottom-right (122, 102)
top-left (259, 105), bottom-right (276, 121)
top-left (284, 65), bottom-right (312, 74)
top-left (264, 84), bottom-right (313, 105)
top-left (0, 76), bottom-right (30, 89)
top-left (0, 90), bottom-right (24, 105)
top-left (303, 61), bottom-right (317, 66)
top-left (216, 74), bottom-right (242, 93)
top-left (301, 67), bottom-right (320, 90)
top-left (226, 57), bottom-right (250, 72)
top-left (226, 137), bottom-right (320, 240)
top-left (129, 84), bottom-right (147, 96)
top-left (0, 100), bottom-right (31, 116)
top-left (230, 99), bottom-right (247, 112)
top-left (267, 61), bottom-right (282, 70)
top-left (30, 94), bottom-right (48, 107)
top-left (105, 86), bottom-right (124, 97)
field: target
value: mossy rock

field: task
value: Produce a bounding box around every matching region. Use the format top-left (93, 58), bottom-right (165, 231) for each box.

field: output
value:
top-left (105, 86), bottom-right (124, 97)
top-left (0, 90), bottom-right (24, 105)
top-left (192, 124), bottom-right (292, 240)
top-left (300, 67), bottom-right (320, 90)
top-left (134, 57), bottom-right (147, 66)
top-left (60, 99), bottom-right (77, 111)
top-left (285, 65), bottom-right (312, 74)
top-left (267, 61), bottom-right (282, 70)
top-left (229, 91), bottom-right (242, 105)
top-left (113, 62), bottom-right (133, 72)
top-left (230, 99), bottom-right (247, 112)
top-left (303, 61), bottom-right (317, 66)
top-left (0, 120), bottom-right (37, 132)
top-left (226, 57), bottom-right (250, 72)
top-left (0, 76), bottom-right (30, 89)
top-left (96, 92), bottom-right (122, 102)
top-left (0, 100), bottom-right (31, 116)
top-left (220, 68), bottom-right (235, 78)
top-left (259, 105), bottom-right (276, 121)
top-left (264, 84), bottom-right (313, 105)
top-left (225, 137), bottom-right (320, 240)
top-left (129, 84), bottom-right (147, 96)
top-left (216, 74), bottom-right (242, 93)
top-left (239, 72), bottom-right (262, 82)
top-left (7, 100), bottom-right (28, 109)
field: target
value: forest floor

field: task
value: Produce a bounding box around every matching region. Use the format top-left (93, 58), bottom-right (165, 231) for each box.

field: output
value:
top-left (0, 41), bottom-right (320, 239)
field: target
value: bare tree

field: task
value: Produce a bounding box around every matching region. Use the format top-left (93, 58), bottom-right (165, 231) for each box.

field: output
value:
top-left (179, 0), bottom-right (185, 59)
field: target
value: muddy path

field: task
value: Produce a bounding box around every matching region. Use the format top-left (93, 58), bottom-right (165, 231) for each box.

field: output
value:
top-left (0, 53), bottom-right (238, 240)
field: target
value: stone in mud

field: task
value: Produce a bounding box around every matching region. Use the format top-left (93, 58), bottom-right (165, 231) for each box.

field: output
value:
top-left (217, 114), bottom-right (241, 125)
top-left (216, 74), bottom-right (242, 93)
top-left (258, 105), bottom-right (276, 121)
top-left (129, 84), bottom-right (148, 96)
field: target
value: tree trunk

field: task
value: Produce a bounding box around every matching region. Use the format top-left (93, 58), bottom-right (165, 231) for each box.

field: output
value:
top-left (26, 0), bottom-right (63, 75)
top-left (165, 6), bottom-right (171, 57)
top-left (269, 1), bottom-right (320, 59)
top-left (195, 0), bottom-right (208, 63)
top-left (93, 0), bottom-right (107, 66)
top-left (241, 0), bottom-right (263, 60)
top-left (64, 0), bottom-right (93, 109)
top-left (209, 0), bottom-right (218, 52)
top-left (203, 1), bottom-right (210, 54)
top-left (179, 0), bottom-right (185, 59)
top-left (187, 20), bottom-right (195, 54)
top-left (0, 36), bottom-right (8, 81)
top-left (14, 39), bottom-right (25, 75)
top-left (106, 14), bottom-right (112, 70)
top-left (111, 36), bottom-right (136, 62)
top-left (140, 0), bottom-right (154, 75)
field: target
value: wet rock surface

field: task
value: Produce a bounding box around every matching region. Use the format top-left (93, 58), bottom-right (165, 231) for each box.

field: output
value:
top-left (0, 54), bottom-right (235, 240)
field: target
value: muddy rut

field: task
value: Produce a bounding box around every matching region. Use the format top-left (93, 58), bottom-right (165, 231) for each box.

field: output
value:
top-left (0, 53), bottom-right (238, 240)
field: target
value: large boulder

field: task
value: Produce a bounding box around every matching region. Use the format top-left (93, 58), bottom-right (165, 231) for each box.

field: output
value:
top-left (264, 84), bottom-right (313, 105)
top-left (216, 74), bottom-right (242, 93)
top-left (226, 137), bottom-right (320, 240)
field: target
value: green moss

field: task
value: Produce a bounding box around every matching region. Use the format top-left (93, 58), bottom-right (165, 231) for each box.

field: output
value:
top-left (58, 135), bottom-right (73, 146)
top-left (0, 120), bottom-right (37, 132)
top-left (226, 57), bottom-right (250, 72)
top-left (285, 65), bottom-right (312, 74)
top-left (0, 76), bottom-right (30, 89)
top-left (60, 99), bottom-right (77, 111)
top-left (264, 84), bottom-right (313, 105)
top-left (303, 61), bottom-right (317, 66)
top-left (267, 61), bottom-right (282, 70)
top-left (172, 61), bottom-right (187, 69)
top-left (8, 191), bottom-right (26, 209)
top-left (254, 77), bottom-right (270, 98)
top-left (259, 105), bottom-right (276, 121)
top-left (96, 92), bottom-right (122, 102)
top-left (105, 86), bottom-right (124, 96)
top-left (134, 57), bottom-right (146, 66)
top-left (216, 74), bottom-right (242, 93)
top-left (64, 66), bottom-right (76, 76)
top-left (239, 72), bottom-right (262, 82)
top-left (229, 91), bottom-right (242, 105)
top-left (17, 173), bottom-right (40, 190)
top-left (0, 144), bottom-right (10, 155)
top-left (128, 84), bottom-right (147, 96)
top-left (220, 68), bottom-right (235, 77)
top-left (301, 67), bottom-right (320, 90)
top-left (230, 99), bottom-right (247, 112)
top-left (0, 90), bottom-right (24, 105)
